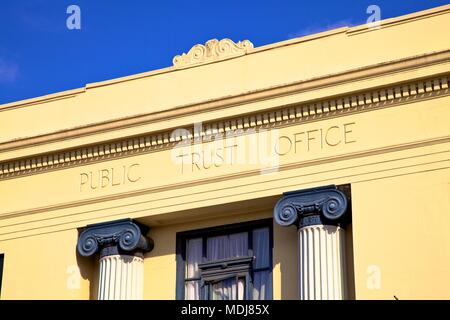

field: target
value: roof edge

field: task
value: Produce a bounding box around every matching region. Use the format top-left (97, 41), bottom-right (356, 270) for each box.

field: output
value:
top-left (1, 4), bottom-right (449, 110)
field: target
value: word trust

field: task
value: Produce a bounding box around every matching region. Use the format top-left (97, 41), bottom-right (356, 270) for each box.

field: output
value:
top-left (173, 122), bottom-right (356, 173)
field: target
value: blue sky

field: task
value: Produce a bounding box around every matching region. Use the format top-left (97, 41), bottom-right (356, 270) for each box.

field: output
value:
top-left (0, 0), bottom-right (448, 104)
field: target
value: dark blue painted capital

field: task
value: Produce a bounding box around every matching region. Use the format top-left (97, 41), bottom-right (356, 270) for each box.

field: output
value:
top-left (77, 219), bottom-right (154, 258)
top-left (273, 185), bottom-right (349, 228)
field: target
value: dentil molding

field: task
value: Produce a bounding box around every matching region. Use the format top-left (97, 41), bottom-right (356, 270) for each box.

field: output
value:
top-left (0, 74), bottom-right (448, 179)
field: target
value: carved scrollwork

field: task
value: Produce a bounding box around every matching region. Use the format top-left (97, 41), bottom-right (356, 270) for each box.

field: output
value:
top-left (274, 185), bottom-right (349, 228)
top-left (173, 38), bottom-right (254, 68)
top-left (77, 219), bottom-right (154, 257)
top-left (277, 204), bottom-right (298, 226)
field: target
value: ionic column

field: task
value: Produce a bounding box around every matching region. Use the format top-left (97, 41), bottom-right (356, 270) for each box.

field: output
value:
top-left (274, 185), bottom-right (349, 300)
top-left (77, 219), bottom-right (154, 300)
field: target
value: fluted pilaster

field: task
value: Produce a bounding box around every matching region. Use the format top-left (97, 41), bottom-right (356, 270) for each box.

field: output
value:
top-left (298, 225), bottom-right (347, 300)
top-left (98, 254), bottom-right (144, 300)
top-left (273, 185), bottom-right (350, 300)
top-left (77, 219), bottom-right (153, 300)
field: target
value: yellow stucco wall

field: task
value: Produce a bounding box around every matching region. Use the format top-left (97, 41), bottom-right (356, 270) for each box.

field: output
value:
top-left (0, 5), bottom-right (449, 299)
top-left (352, 169), bottom-right (450, 299)
top-left (0, 229), bottom-right (94, 299)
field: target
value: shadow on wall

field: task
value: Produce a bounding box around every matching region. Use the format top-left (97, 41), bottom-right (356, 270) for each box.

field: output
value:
top-left (76, 235), bottom-right (97, 300)
top-left (274, 222), bottom-right (298, 299)
top-left (74, 219), bottom-right (355, 300)
top-left (275, 223), bottom-right (356, 300)
top-left (346, 225), bottom-right (356, 300)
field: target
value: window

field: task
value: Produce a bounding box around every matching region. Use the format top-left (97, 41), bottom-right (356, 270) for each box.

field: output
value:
top-left (176, 219), bottom-right (273, 300)
top-left (0, 254), bottom-right (3, 298)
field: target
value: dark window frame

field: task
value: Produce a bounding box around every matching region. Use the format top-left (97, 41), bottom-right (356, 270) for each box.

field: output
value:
top-left (176, 218), bottom-right (273, 300)
top-left (199, 256), bottom-right (253, 300)
top-left (0, 253), bottom-right (4, 299)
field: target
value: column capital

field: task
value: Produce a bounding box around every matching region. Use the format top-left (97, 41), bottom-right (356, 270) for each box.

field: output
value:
top-left (77, 218), bottom-right (154, 258)
top-left (274, 185), bottom-right (349, 228)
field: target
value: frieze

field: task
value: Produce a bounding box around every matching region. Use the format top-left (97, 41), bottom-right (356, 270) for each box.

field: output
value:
top-left (0, 75), bottom-right (448, 179)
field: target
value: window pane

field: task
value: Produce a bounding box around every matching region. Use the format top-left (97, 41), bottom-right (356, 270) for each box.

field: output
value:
top-left (207, 232), bottom-right (248, 261)
top-left (207, 235), bottom-right (228, 260)
top-left (180, 222), bottom-right (272, 301)
top-left (237, 277), bottom-right (245, 300)
top-left (211, 277), bottom-right (245, 300)
top-left (253, 270), bottom-right (272, 300)
top-left (186, 238), bottom-right (202, 278)
top-left (0, 254), bottom-right (3, 298)
top-left (185, 280), bottom-right (200, 300)
top-left (253, 228), bottom-right (270, 268)
top-left (229, 232), bottom-right (248, 257)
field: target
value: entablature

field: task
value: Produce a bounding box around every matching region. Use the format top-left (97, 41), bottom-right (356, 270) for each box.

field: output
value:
top-left (0, 59), bottom-right (448, 179)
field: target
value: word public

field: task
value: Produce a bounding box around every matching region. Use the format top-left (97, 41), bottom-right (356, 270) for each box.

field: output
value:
top-left (80, 163), bottom-right (141, 191)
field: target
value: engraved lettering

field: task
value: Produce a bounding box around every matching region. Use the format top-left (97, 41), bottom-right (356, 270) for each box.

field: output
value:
top-left (319, 128), bottom-right (324, 149)
top-left (325, 126), bottom-right (341, 146)
top-left (307, 129), bottom-right (318, 151)
top-left (177, 153), bottom-right (188, 174)
top-left (79, 163), bottom-right (141, 192)
top-left (224, 144), bottom-right (237, 165)
top-left (89, 171), bottom-right (97, 189)
top-left (127, 164), bottom-right (141, 182)
top-left (294, 132), bottom-right (304, 153)
top-left (344, 122), bottom-right (356, 144)
top-left (80, 173), bottom-right (89, 191)
top-left (202, 150), bottom-right (212, 170)
top-left (215, 148), bottom-right (224, 167)
top-left (192, 152), bottom-right (201, 171)
top-left (274, 136), bottom-right (292, 156)
top-left (174, 123), bottom-right (357, 174)
top-left (100, 169), bottom-right (110, 188)
top-left (111, 167), bottom-right (121, 186)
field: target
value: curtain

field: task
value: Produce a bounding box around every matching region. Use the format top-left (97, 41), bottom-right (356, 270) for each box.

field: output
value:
top-left (207, 232), bottom-right (248, 261)
top-left (253, 228), bottom-right (272, 300)
top-left (184, 229), bottom-right (271, 300)
top-left (212, 278), bottom-right (245, 300)
top-left (185, 238), bottom-right (202, 300)
top-left (207, 232), bottom-right (248, 300)
top-left (253, 271), bottom-right (271, 300)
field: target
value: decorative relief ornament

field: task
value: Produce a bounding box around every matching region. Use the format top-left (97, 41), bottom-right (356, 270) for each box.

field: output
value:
top-left (173, 38), bottom-right (254, 68)
top-left (274, 185), bottom-right (349, 228)
top-left (77, 219), bottom-right (154, 258)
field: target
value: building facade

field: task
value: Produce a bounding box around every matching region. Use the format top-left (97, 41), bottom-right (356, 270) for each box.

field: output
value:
top-left (0, 5), bottom-right (449, 300)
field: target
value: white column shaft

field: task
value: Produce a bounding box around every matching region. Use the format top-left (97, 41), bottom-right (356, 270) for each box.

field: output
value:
top-left (98, 254), bottom-right (144, 300)
top-left (298, 225), bottom-right (347, 300)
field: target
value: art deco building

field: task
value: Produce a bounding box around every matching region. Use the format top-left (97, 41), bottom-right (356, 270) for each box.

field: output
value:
top-left (0, 5), bottom-right (449, 300)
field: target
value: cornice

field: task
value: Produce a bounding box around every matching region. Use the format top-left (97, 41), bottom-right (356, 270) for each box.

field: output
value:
top-left (347, 4), bottom-right (450, 36)
top-left (0, 87), bottom-right (85, 111)
top-left (1, 50), bottom-right (449, 155)
top-left (1, 4), bottom-right (448, 110)
top-left (0, 73), bottom-right (448, 180)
